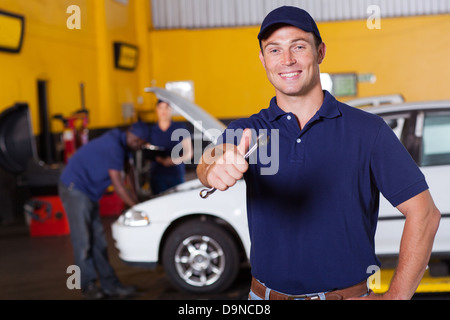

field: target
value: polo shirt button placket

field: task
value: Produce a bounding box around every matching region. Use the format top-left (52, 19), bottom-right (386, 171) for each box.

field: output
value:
top-left (291, 136), bottom-right (305, 164)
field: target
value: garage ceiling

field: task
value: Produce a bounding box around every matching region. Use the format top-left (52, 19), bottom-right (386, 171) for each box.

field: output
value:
top-left (151, 0), bottom-right (450, 29)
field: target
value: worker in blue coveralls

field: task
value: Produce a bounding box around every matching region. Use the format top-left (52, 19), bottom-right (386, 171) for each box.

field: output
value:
top-left (148, 99), bottom-right (193, 195)
top-left (197, 6), bottom-right (441, 300)
top-left (58, 121), bottom-right (150, 299)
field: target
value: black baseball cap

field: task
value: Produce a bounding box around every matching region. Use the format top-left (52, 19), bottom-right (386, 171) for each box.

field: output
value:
top-left (258, 6), bottom-right (322, 43)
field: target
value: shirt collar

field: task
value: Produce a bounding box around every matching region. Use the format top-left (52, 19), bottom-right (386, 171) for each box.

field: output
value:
top-left (264, 90), bottom-right (342, 122)
top-left (265, 96), bottom-right (286, 121)
top-left (318, 90), bottom-right (342, 119)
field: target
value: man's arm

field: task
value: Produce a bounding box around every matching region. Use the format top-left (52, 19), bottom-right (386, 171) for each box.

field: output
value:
top-left (109, 169), bottom-right (138, 208)
top-left (358, 190), bottom-right (441, 300)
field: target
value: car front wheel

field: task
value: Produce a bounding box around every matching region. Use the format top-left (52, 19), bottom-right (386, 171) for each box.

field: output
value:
top-left (162, 219), bottom-right (240, 294)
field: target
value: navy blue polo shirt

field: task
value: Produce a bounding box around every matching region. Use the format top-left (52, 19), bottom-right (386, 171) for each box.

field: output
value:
top-left (219, 91), bottom-right (428, 295)
top-left (60, 129), bottom-right (132, 201)
top-left (149, 122), bottom-right (188, 178)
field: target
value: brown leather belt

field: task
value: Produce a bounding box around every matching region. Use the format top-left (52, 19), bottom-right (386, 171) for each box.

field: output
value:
top-left (250, 277), bottom-right (368, 300)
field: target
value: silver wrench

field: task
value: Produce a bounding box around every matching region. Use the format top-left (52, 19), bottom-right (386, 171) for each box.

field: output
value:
top-left (199, 133), bottom-right (269, 199)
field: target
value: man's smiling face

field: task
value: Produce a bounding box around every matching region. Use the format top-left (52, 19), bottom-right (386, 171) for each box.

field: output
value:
top-left (259, 25), bottom-right (326, 100)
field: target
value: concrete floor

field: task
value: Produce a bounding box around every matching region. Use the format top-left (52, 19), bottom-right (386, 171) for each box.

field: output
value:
top-left (0, 216), bottom-right (251, 300)
top-left (0, 169), bottom-right (252, 301)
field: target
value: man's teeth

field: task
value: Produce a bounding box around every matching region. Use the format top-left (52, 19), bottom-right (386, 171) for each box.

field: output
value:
top-left (281, 72), bottom-right (299, 77)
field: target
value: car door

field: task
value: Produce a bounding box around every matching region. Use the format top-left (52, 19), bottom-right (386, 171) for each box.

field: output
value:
top-left (375, 107), bottom-right (450, 256)
top-left (415, 109), bottom-right (450, 255)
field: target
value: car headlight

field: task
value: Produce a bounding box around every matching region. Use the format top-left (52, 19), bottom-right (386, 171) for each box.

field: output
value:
top-left (121, 209), bottom-right (150, 227)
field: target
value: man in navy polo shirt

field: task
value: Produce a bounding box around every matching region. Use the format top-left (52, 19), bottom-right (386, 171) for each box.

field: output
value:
top-left (58, 121), bottom-right (150, 299)
top-left (197, 6), bottom-right (441, 300)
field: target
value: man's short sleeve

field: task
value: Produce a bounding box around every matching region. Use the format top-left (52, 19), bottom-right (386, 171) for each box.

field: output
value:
top-left (370, 121), bottom-right (428, 207)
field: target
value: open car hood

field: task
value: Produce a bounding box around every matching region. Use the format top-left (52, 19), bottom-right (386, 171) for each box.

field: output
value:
top-left (145, 87), bottom-right (226, 143)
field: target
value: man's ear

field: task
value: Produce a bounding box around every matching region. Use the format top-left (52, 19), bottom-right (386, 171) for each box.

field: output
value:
top-left (317, 42), bottom-right (326, 64)
top-left (259, 50), bottom-right (266, 69)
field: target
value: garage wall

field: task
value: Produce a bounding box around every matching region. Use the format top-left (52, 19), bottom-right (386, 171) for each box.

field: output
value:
top-left (149, 13), bottom-right (450, 120)
top-left (0, 0), bottom-right (95, 133)
top-left (0, 0), bottom-right (151, 133)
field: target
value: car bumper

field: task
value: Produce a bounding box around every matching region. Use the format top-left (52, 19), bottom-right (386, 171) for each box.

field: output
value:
top-left (111, 219), bottom-right (166, 264)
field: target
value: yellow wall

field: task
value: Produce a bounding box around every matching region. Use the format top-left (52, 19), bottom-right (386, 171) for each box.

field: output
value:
top-left (321, 15), bottom-right (450, 103)
top-left (1, 0), bottom-right (449, 133)
top-left (1, 0), bottom-right (93, 133)
top-left (0, 0), bottom-right (149, 133)
top-left (149, 27), bottom-right (268, 119)
top-left (150, 14), bottom-right (450, 120)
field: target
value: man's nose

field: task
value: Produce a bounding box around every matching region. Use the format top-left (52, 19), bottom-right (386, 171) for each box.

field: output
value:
top-left (282, 52), bottom-right (296, 65)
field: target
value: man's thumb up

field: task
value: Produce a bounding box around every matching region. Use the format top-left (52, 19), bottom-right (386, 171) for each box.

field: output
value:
top-left (237, 128), bottom-right (252, 157)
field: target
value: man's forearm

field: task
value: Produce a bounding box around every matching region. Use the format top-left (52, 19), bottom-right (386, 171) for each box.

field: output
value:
top-left (113, 182), bottom-right (138, 207)
top-left (386, 198), bottom-right (441, 299)
top-left (353, 191), bottom-right (441, 300)
top-left (109, 169), bottom-right (138, 208)
top-left (126, 166), bottom-right (137, 195)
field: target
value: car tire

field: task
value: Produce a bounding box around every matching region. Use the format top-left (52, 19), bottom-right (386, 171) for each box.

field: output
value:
top-left (162, 219), bottom-right (240, 294)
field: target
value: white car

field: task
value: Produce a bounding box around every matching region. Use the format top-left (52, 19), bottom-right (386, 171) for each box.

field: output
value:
top-left (112, 88), bottom-right (450, 294)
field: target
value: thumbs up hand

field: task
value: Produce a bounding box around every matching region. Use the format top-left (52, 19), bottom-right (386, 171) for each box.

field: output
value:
top-left (199, 129), bottom-right (252, 192)
top-left (237, 128), bottom-right (252, 158)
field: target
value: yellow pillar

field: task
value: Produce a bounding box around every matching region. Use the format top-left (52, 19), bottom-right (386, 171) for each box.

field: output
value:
top-left (93, 0), bottom-right (112, 127)
top-left (133, 0), bottom-right (155, 122)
